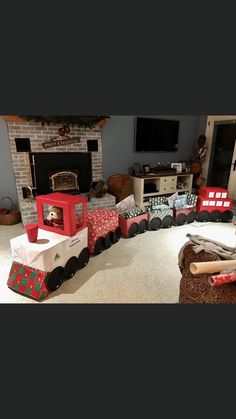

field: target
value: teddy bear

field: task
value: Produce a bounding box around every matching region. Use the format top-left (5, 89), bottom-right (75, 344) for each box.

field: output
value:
top-left (45, 205), bottom-right (64, 229)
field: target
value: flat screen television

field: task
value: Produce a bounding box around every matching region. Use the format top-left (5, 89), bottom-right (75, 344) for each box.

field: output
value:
top-left (135, 117), bottom-right (180, 152)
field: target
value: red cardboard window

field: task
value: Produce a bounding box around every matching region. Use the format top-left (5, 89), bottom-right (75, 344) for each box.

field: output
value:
top-left (36, 192), bottom-right (87, 237)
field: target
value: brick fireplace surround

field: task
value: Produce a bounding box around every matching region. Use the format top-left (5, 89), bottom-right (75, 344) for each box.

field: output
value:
top-left (5, 119), bottom-right (115, 226)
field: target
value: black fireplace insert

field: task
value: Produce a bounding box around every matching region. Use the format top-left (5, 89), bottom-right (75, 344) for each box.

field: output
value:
top-left (29, 152), bottom-right (92, 195)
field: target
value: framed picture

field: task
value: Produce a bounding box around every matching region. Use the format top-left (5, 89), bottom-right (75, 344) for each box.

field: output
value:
top-left (170, 162), bottom-right (182, 173)
top-left (142, 164), bottom-right (151, 174)
top-left (134, 162), bottom-right (143, 175)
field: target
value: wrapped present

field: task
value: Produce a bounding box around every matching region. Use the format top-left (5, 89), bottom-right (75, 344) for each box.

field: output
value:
top-left (87, 209), bottom-right (119, 253)
top-left (167, 192), bottom-right (179, 208)
top-left (7, 261), bottom-right (49, 301)
top-left (167, 193), bottom-right (197, 210)
top-left (148, 205), bottom-right (173, 221)
top-left (173, 194), bottom-right (187, 209)
top-left (115, 194), bottom-right (136, 214)
top-left (186, 193), bottom-right (197, 207)
top-left (120, 208), bottom-right (147, 219)
top-left (149, 196), bottom-right (168, 208)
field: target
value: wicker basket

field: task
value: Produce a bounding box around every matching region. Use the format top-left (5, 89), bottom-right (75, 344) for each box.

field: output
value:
top-left (0, 196), bottom-right (21, 225)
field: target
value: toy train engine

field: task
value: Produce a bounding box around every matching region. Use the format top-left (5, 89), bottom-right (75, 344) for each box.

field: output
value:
top-left (196, 187), bottom-right (233, 222)
top-left (147, 197), bottom-right (173, 230)
top-left (8, 193), bottom-right (91, 300)
top-left (8, 193), bottom-right (122, 300)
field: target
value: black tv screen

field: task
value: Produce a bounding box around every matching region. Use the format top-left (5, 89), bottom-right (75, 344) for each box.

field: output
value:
top-left (135, 117), bottom-right (179, 152)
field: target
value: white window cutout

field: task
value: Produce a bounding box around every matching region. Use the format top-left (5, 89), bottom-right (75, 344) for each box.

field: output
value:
top-left (209, 201), bottom-right (215, 206)
top-left (209, 192), bottom-right (214, 198)
top-left (216, 201), bottom-right (223, 207)
top-left (203, 201), bottom-right (209, 206)
top-left (223, 202), bottom-right (230, 207)
top-left (222, 193), bottom-right (227, 198)
top-left (215, 193), bottom-right (221, 198)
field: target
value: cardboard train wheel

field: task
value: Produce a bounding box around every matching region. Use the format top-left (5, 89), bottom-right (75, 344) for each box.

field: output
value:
top-left (128, 222), bottom-right (138, 238)
top-left (175, 213), bottom-right (186, 226)
top-left (46, 266), bottom-right (64, 292)
top-left (149, 217), bottom-right (161, 231)
top-left (197, 210), bottom-right (209, 222)
top-left (104, 232), bottom-right (112, 249)
top-left (111, 227), bottom-right (121, 244)
top-left (138, 219), bottom-right (148, 233)
top-left (210, 210), bottom-right (221, 222)
top-left (186, 211), bottom-right (196, 224)
top-left (77, 247), bottom-right (90, 269)
top-left (94, 237), bottom-right (105, 255)
top-left (161, 215), bottom-right (173, 228)
top-left (64, 256), bottom-right (79, 279)
top-left (221, 210), bottom-right (233, 223)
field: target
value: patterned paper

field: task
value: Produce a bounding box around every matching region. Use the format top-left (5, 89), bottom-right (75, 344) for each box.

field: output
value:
top-left (149, 196), bottom-right (168, 207)
top-left (148, 206), bottom-right (173, 222)
top-left (209, 272), bottom-right (236, 286)
top-left (7, 261), bottom-right (49, 301)
top-left (120, 208), bottom-right (147, 219)
top-left (87, 209), bottom-right (119, 252)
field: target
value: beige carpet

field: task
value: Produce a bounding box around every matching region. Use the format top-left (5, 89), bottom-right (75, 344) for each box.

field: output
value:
top-left (0, 221), bottom-right (236, 304)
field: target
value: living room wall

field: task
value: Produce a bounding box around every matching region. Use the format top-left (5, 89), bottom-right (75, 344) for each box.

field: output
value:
top-left (0, 115), bottom-right (207, 205)
top-left (102, 115), bottom-right (207, 180)
top-left (0, 118), bottom-right (18, 204)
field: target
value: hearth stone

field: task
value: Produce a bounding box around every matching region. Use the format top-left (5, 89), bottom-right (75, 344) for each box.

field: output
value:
top-left (19, 193), bottom-right (116, 227)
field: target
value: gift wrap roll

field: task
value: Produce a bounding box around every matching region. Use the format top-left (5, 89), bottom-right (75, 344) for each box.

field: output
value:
top-left (190, 260), bottom-right (236, 275)
top-left (209, 272), bottom-right (236, 286)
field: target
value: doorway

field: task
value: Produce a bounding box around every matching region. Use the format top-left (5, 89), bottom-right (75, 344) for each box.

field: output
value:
top-left (207, 122), bottom-right (236, 190)
top-left (201, 116), bottom-right (236, 199)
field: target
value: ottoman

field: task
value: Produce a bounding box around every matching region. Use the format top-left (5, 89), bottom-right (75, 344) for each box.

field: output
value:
top-left (179, 243), bottom-right (236, 304)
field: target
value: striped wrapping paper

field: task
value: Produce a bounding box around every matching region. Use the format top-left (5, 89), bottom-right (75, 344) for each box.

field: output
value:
top-left (148, 206), bottom-right (173, 222)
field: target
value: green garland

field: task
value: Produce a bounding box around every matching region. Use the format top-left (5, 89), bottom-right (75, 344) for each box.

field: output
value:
top-left (21, 115), bottom-right (109, 129)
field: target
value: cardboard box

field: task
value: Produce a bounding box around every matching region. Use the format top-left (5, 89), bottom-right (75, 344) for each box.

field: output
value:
top-left (10, 227), bottom-right (88, 272)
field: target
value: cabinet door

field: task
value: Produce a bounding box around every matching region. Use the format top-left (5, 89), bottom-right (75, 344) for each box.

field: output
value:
top-left (160, 177), bottom-right (177, 194)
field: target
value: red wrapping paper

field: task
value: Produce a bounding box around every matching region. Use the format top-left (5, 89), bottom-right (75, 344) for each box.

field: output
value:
top-left (7, 261), bottom-right (49, 300)
top-left (209, 272), bottom-right (236, 286)
top-left (87, 209), bottom-right (119, 253)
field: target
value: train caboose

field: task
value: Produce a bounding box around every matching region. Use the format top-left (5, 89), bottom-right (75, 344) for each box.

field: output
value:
top-left (196, 186), bottom-right (233, 222)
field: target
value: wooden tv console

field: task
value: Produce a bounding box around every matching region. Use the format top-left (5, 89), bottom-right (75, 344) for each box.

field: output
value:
top-left (133, 172), bottom-right (193, 209)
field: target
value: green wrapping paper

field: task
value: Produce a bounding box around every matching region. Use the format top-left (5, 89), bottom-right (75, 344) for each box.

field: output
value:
top-left (120, 208), bottom-right (147, 219)
top-left (149, 196), bottom-right (168, 207)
